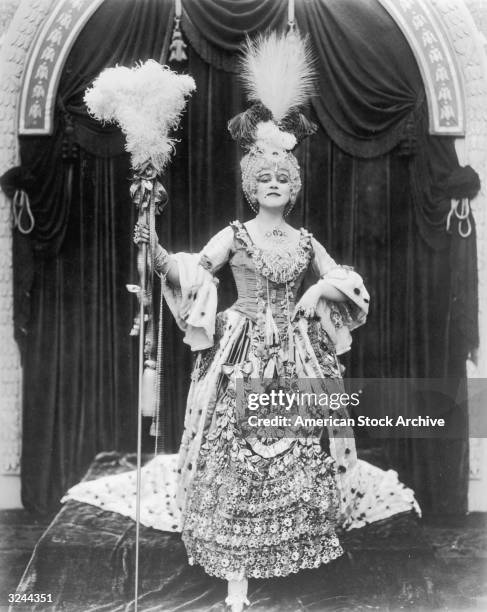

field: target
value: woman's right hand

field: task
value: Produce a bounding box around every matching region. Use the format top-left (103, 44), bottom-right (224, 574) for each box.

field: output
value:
top-left (133, 222), bottom-right (150, 245)
top-left (133, 224), bottom-right (179, 285)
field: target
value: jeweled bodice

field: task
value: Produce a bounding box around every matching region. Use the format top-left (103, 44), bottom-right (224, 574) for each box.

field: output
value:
top-left (228, 221), bottom-right (313, 329)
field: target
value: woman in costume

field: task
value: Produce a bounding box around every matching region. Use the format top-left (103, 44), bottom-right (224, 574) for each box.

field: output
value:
top-left (66, 32), bottom-right (420, 612)
top-left (137, 33), bottom-right (420, 612)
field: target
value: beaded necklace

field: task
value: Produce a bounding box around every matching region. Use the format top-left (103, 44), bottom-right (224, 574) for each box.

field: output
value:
top-left (230, 220), bottom-right (312, 284)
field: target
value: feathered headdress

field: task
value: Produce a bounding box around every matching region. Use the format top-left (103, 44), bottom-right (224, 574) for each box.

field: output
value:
top-left (228, 31), bottom-right (317, 151)
top-left (229, 32), bottom-right (317, 213)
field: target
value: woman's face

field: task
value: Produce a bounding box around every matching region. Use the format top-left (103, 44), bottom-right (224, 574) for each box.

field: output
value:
top-left (254, 167), bottom-right (291, 209)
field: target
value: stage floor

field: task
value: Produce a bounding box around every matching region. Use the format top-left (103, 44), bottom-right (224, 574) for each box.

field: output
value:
top-left (5, 452), bottom-right (487, 611)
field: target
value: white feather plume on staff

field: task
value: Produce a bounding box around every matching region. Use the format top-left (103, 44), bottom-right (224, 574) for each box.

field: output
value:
top-left (84, 60), bottom-right (195, 612)
top-left (241, 31), bottom-right (315, 123)
top-left (84, 60), bottom-right (196, 172)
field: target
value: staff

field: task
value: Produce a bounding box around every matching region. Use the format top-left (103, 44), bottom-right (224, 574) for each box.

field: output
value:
top-left (84, 60), bottom-right (195, 611)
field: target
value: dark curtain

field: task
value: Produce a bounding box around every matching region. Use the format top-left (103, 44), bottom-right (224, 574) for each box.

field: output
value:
top-left (181, 0), bottom-right (287, 71)
top-left (14, 0), bottom-right (477, 515)
top-left (296, 0), bottom-right (425, 158)
top-left (182, 0), bottom-right (425, 157)
top-left (18, 0), bottom-right (175, 513)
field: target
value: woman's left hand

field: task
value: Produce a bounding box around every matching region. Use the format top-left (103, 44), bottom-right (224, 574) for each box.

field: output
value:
top-left (293, 286), bottom-right (321, 320)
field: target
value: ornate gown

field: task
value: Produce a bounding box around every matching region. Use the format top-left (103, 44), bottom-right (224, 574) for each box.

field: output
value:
top-left (63, 220), bottom-right (420, 581)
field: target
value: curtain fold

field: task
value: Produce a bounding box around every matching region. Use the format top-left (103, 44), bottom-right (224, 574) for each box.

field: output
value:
top-left (15, 0), bottom-right (476, 517)
top-left (19, 0), bottom-right (174, 514)
top-left (295, 0), bottom-right (425, 158)
top-left (181, 0), bottom-right (286, 72)
top-left (182, 0), bottom-right (425, 158)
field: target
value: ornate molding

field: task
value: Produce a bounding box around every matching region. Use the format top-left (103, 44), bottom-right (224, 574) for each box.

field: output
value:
top-left (432, 0), bottom-right (487, 511)
top-left (0, 0), bottom-right (57, 474)
top-left (0, 1), bottom-right (22, 46)
top-left (18, 0), bottom-right (105, 135)
top-left (433, 0), bottom-right (487, 378)
top-left (378, 0), bottom-right (465, 135)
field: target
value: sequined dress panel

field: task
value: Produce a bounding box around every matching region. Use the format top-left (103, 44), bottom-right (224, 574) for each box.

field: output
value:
top-left (229, 232), bottom-right (307, 330)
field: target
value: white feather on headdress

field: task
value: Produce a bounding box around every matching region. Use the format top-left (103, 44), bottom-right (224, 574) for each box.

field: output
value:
top-left (84, 60), bottom-right (196, 172)
top-left (241, 31), bottom-right (315, 122)
top-left (255, 121), bottom-right (297, 151)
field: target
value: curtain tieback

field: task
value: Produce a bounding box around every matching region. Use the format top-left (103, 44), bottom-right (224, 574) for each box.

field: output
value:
top-left (446, 198), bottom-right (472, 238)
top-left (12, 189), bottom-right (35, 235)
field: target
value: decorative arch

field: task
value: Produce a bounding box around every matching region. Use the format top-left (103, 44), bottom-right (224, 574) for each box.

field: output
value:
top-left (0, 0), bottom-right (57, 482)
top-left (377, 0), bottom-right (465, 135)
top-left (18, 0), bottom-right (105, 135)
top-left (3, 0), bottom-right (487, 505)
top-left (19, 0), bottom-right (468, 137)
top-left (431, 0), bottom-right (487, 511)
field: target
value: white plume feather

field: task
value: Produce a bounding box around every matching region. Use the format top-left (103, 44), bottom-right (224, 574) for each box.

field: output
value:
top-left (241, 31), bottom-right (315, 122)
top-left (84, 60), bottom-right (196, 172)
top-left (255, 121), bottom-right (296, 151)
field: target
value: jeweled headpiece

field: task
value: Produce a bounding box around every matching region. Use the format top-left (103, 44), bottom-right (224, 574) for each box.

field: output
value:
top-left (228, 31), bottom-right (317, 214)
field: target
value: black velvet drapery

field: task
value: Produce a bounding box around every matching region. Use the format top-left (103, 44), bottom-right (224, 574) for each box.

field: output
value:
top-left (181, 0), bottom-right (425, 157)
top-left (12, 0), bottom-right (478, 515)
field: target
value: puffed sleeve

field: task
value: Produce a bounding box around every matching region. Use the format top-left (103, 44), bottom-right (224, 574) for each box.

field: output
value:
top-left (161, 226), bottom-right (233, 351)
top-left (310, 237), bottom-right (339, 277)
top-left (310, 237), bottom-right (370, 355)
top-left (198, 225), bottom-right (234, 274)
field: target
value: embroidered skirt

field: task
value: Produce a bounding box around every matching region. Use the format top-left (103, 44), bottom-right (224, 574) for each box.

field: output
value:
top-left (180, 308), bottom-right (345, 580)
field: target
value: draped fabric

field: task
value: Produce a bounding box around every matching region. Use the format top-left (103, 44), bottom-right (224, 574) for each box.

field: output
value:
top-left (181, 0), bottom-right (287, 71)
top-left (13, 0), bottom-right (477, 515)
top-left (295, 0), bottom-right (425, 158)
top-left (182, 0), bottom-right (425, 158)
top-left (302, 138), bottom-right (470, 515)
top-left (18, 0), bottom-right (176, 513)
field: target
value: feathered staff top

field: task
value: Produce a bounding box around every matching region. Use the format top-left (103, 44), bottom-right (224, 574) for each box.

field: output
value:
top-left (84, 60), bottom-right (196, 173)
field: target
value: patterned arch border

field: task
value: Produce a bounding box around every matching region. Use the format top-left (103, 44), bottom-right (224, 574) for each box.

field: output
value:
top-left (18, 0), bottom-right (467, 136)
top-left (378, 0), bottom-right (465, 135)
top-left (18, 0), bottom-right (105, 135)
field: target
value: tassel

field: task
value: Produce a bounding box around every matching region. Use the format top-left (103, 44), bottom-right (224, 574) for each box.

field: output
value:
top-left (169, 0), bottom-right (187, 64)
top-left (169, 26), bottom-right (188, 62)
top-left (264, 306), bottom-right (279, 348)
top-left (141, 360), bottom-right (157, 417)
top-left (150, 420), bottom-right (161, 437)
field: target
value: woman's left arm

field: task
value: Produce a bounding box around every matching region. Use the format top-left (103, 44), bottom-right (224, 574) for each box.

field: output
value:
top-left (300, 279), bottom-right (348, 304)
top-left (295, 237), bottom-right (370, 328)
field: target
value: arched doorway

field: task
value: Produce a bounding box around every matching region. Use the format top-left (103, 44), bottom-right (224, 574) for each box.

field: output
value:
top-left (1, 2), bottom-right (486, 512)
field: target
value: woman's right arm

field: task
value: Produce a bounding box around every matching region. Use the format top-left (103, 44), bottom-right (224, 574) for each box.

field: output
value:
top-left (135, 223), bottom-right (234, 350)
top-left (137, 223), bottom-right (235, 286)
top-left (154, 245), bottom-right (180, 285)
